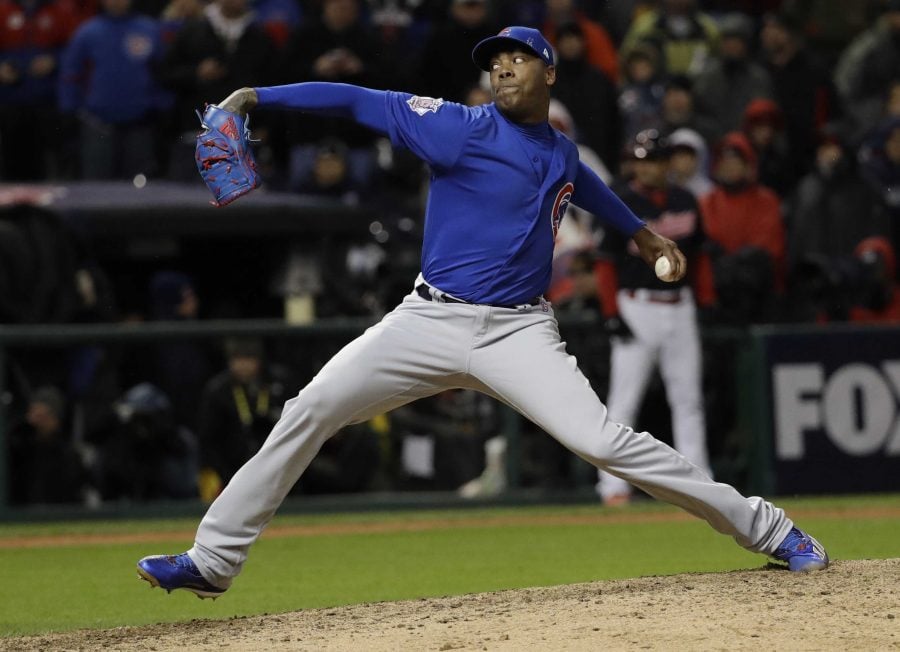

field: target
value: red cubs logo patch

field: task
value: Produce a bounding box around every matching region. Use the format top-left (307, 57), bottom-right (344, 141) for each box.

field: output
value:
top-left (551, 182), bottom-right (574, 238)
top-left (220, 116), bottom-right (239, 140)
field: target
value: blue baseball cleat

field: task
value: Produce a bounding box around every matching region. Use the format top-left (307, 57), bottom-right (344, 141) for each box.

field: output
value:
top-left (772, 527), bottom-right (829, 572)
top-left (137, 553), bottom-right (226, 599)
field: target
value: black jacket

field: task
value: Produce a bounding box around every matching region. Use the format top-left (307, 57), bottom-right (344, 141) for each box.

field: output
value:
top-left (280, 19), bottom-right (383, 147)
top-left (197, 369), bottom-right (291, 481)
top-left (161, 18), bottom-right (276, 133)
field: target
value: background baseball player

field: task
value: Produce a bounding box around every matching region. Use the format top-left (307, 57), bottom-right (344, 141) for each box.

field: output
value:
top-left (137, 27), bottom-right (828, 599)
top-left (595, 128), bottom-right (712, 506)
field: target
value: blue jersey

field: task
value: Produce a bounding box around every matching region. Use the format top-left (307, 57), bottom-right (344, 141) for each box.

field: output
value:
top-left (256, 83), bottom-right (645, 304)
top-left (59, 13), bottom-right (164, 124)
top-left (385, 94), bottom-right (580, 304)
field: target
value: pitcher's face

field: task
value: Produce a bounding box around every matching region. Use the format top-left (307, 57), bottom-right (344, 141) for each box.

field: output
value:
top-left (488, 49), bottom-right (555, 124)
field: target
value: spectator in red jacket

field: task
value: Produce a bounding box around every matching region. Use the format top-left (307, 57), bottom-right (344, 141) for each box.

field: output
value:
top-left (0, 0), bottom-right (86, 179)
top-left (849, 237), bottom-right (900, 323)
top-left (700, 131), bottom-right (786, 323)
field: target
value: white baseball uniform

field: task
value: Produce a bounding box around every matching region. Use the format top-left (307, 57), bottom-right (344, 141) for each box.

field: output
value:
top-left (595, 179), bottom-right (711, 503)
top-left (597, 287), bottom-right (711, 501)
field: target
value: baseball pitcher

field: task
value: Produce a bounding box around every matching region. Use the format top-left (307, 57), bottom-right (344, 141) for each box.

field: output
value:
top-left (138, 27), bottom-right (827, 599)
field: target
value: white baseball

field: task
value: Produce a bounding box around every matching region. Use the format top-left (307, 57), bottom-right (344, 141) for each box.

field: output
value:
top-left (655, 256), bottom-right (673, 281)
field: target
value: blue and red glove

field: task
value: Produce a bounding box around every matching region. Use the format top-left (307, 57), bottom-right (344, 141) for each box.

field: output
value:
top-left (195, 104), bottom-right (261, 207)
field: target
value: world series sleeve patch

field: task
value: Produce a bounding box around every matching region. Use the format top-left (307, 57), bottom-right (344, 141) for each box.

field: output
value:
top-left (406, 96), bottom-right (445, 116)
top-left (386, 92), bottom-right (472, 169)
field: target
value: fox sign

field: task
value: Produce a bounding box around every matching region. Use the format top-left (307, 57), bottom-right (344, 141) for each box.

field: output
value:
top-left (765, 328), bottom-right (900, 494)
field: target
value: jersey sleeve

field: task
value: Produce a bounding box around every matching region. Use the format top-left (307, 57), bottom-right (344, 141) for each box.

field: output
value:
top-left (572, 161), bottom-right (646, 236)
top-left (255, 83), bottom-right (390, 134)
top-left (383, 92), bottom-right (475, 170)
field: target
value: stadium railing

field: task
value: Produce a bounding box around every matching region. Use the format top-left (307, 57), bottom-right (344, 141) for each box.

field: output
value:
top-left (0, 318), bottom-right (768, 519)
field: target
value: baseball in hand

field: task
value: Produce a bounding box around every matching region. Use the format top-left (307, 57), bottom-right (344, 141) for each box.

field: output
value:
top-left (655, 256), bottom-right (674, 281)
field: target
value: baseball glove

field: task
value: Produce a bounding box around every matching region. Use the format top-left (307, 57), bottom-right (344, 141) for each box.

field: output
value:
top-left (195, 104), bottom-right (261, 207)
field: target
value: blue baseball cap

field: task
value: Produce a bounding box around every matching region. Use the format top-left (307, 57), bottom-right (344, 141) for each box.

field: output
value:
top-left (472, 26), bottom-right (555, 71)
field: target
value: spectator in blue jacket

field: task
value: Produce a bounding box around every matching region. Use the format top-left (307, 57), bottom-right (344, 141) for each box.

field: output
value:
top-left (58, 0), bottom-right (165, 179)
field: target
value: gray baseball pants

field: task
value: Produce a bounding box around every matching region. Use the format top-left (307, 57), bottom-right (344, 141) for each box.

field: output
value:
top-left (189, 286), bottom-right (792, 589)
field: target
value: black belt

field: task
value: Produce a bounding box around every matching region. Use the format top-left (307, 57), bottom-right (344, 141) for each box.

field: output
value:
top-left (416, 284), bottom-right (542, 310)
top-left (625, 288), bottom-right (685, 304)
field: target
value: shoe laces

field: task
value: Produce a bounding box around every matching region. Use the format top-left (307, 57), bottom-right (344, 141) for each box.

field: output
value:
top-left (168, 554), bottom-right (202, 578)
top-left (776, 528), bottom-right (815, 557)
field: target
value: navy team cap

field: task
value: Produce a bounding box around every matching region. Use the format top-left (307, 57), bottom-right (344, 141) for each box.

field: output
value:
top-left (472, 26), bottom-right (555, 71)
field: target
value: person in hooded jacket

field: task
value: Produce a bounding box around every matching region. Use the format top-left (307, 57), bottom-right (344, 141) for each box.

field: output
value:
top-left (666, 126), bottom-right (712, 199)
top-left (848, 236), bottom-right (900, 323)
top-left (740, 98), bottom-right (802, 198)
top-left (700, 131), bottom-right (786, 324)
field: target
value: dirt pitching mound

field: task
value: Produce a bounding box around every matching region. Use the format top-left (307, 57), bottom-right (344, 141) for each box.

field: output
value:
top-left (7, 559), bottom-right (899, 651)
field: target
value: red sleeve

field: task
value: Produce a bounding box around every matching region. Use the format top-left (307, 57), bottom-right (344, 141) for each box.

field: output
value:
top-left (594, 258), bottom-right (620, 318)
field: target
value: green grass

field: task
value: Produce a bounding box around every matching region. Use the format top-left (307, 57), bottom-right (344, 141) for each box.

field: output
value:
top-left (1, 494), bottom-right (898, 637)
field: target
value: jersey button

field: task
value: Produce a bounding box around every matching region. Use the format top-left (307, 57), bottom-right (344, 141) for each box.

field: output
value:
top-left (532, 157), bottom-right (539, 162)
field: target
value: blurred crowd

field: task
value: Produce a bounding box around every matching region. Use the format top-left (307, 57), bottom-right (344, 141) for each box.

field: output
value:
top-left (5, 0), bottom-right (900, 506)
